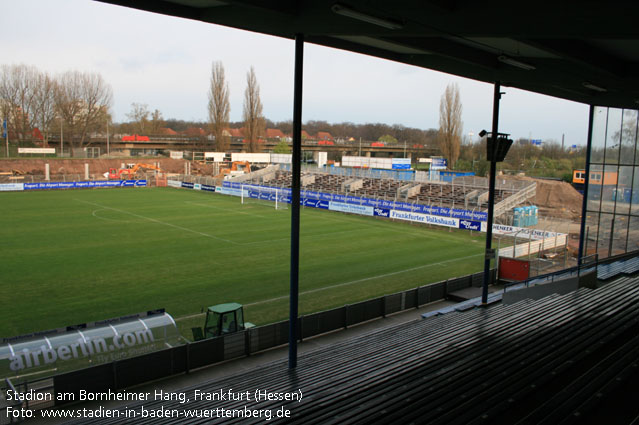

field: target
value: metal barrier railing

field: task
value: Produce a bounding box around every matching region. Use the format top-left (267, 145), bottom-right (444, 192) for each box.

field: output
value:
top-left (502, 251), bottom-right (639, 293)
top-left (1, 377), bottom-right (55, 424)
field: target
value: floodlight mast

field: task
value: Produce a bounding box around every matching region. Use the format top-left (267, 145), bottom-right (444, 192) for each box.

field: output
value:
top-left (481, 82), bottom-right (513, 305)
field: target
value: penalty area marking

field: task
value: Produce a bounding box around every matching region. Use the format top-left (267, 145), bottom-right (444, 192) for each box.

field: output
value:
top-left (79, 199), bottom-right (358, 247)
top-left (185, 201), bottom-right (267, 218)
top-left (76, 199), bottom-right (239, 245)
top-left (175, 252), bottom-right (483, 322)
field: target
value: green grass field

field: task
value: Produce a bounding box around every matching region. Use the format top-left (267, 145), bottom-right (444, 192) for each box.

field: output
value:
top-left (0, 187), bottom-right (487, 339)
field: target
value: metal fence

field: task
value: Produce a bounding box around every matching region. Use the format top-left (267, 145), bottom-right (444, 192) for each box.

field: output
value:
top-left (502, 250), bottom-right (638, 293)
top-left (0, 173), bottom-right (161, 185)
top-left (1, 378), bottom-right (55, 424)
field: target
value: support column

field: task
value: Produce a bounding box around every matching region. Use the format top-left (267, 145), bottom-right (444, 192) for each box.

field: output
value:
top-left (482, 82), bottom-right (501, 305)
top-left (578, 105), bottom-right (595, 268)
top-left (289, 34), bottom-right (304, 369)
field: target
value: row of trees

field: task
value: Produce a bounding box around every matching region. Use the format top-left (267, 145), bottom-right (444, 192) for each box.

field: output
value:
top-left (265, 120), bottom-right (440, 148)
top-left (206, 60), bottom-right (458, 154)
top-left (120, 103), bottom-right (164, 135)
top-left (0, 61), bottom-right (456, 157)
top-left (454, 137), bottom-right (586, 180)
top-left (0, 64), bottom-right (112, 151)
top-left (208, 62), bottom-right (265, 152)
top-left (436, 82), bottom-right (587, 180)
top-left (1, 62), bottom-right (583, 179)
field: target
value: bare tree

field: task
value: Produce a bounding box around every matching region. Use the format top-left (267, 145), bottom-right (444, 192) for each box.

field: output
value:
top-left (243, 66), bottom-right (265, 153)
top-left (208, 61), bottom-right (230, 151)
top-left (0, 64), bottom-right (39, 143)
top-left (126, 102), bottom-right (150, 134)
top-left (33, 71), bottom-right (57, 146)
top-left (438, 83), bottom-right (463, 169)
top-left (149, 109), bottom-right (164, 135)
top-left (78, 72), bottom-right (112, 144)
top-left (55, 70), bottom-right (112, 153)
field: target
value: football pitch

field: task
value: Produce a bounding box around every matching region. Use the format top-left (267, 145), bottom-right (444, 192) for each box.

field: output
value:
top-left (1, 187), bottom-right (487, 339)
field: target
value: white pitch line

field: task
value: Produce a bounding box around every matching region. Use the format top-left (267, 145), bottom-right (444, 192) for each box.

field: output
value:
top-left (77, 199), bottom-right (239, 245)
top-left (176, 252), bottom-right (483, 321)
top-left (241, 227), bottom-right (368, 246)
top-left (244, 252), bottom-right (483, 307)
top-left (185, 201), bottom-right (267, 218)
top-left (91, 208), bottom-right (132, 223)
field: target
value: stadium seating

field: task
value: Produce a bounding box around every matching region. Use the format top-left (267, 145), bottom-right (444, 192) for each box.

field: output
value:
top-left (245, 170), bottom-right (526, 211)
top-left (72, 273), bottom-right (639, 424)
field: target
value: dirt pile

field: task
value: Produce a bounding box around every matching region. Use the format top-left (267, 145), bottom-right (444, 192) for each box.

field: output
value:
top-left (505, 175), bottom-right (583, 221)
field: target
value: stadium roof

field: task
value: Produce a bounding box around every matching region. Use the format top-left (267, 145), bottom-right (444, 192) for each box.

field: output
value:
top-left (96, 0), bottom-right (639, 109)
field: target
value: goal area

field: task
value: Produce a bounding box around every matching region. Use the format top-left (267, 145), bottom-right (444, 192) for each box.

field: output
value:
top-left (240, 184), bottom-right (290, 210)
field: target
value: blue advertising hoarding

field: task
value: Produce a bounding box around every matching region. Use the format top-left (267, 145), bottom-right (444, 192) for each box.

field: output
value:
top-left (431, 158), bottom-right (447, 170)
top-left (459, 219), bottom-right (481, 231)
top-left (217, 181), bottom-right (488, 232)
top-left (302, 198), bottom-right (329, 209)
top-left (391, 158), bottom-right (411, 170)
top-left (23, 180), bottom-right (146, 190)
top-left (373, 207), bottom-right (390, 217)
top-left (229, 182), bottom-right (487, 222)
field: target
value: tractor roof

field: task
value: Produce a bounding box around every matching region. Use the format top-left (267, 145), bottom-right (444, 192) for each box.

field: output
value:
top-left (207, 303), bottom-right (243, 314)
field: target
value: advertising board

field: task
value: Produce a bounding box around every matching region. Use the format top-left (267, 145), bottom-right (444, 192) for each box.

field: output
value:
top-left (459, 220), bottom-right (482, 231)
top-left (392, 158), bottom-right (411, 170)
top-left (431, 158), bottom-right (447, 170)
top-left (389, 210), bottom-right (459, 228)
top-left (0, 183), bottom-right (25, 191)
top-left (329, 201), bottom-right (374, 216)
top-left (18, 148), bottom-right (56, 154)
top-left (23, 180), bottom-right (146, 190)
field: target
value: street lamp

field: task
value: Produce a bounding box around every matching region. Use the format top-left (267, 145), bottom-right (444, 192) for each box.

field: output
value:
top-left (60, 116), bottom-right (64, 157)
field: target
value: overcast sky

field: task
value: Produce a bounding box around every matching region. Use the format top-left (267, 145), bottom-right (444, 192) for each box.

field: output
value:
top-left (1, 0), bottom-right (590, 144)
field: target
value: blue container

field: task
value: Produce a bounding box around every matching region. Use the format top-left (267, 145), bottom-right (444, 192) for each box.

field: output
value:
top-left (531, 206), bottom-right (538, 225)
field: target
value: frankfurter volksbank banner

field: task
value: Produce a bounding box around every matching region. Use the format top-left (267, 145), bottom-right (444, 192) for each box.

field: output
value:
top-left (0, 180), bottom-right (147, 191)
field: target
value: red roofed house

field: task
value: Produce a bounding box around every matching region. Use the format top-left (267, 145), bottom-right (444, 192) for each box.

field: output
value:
top-left (184, 127), bottom-right (207, 137)
top-left (228, 128), bottom-right (244, 138)
top-left (159, 127), bottom-right (178, 136)
top-left (316, 131), bottom-right (333, 141)
top-left (265, 128), bottom-right (285, 139)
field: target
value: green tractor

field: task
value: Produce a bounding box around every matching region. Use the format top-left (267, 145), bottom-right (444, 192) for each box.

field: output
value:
top-left (191, 303), bottom-right (255, 341)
